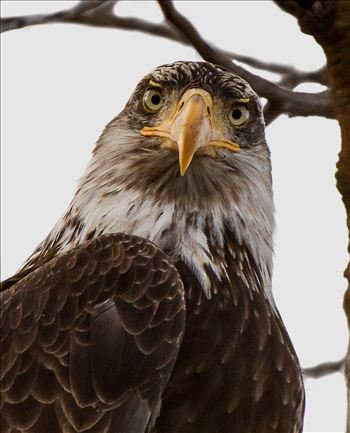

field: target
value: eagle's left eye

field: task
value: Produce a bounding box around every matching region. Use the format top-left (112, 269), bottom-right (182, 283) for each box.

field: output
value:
top-left (229, 105), bottom-right (250, 127)
top-left (143, 89), bottom-right (163, 112)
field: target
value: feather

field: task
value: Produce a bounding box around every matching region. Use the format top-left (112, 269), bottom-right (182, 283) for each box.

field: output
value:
top-left (1, 234), bottom-right (185, 433)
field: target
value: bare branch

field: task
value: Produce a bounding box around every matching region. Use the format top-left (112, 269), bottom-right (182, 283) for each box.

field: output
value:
top-left (69, 7), bottom-right (326, 83)
top-left (1, 0), bottom-right (333, 122)
top-left (1, 1), bottom-right (327, 88)
top-left (263, 102), bottom-right (285, 125)
top-left (1, 1), bottom-right (107, 33)
top-left (158, 1), bottom-right (333, 121)
top-left (303, 358), bottom-right (345, 379)
top-left (67, 6), bottom-right (328, 88)
top-left (263, 68), bottom-right (328, 124)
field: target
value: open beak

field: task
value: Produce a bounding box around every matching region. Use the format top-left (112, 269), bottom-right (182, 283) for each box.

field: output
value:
top-left (141, 88), bottom-right (240, 176)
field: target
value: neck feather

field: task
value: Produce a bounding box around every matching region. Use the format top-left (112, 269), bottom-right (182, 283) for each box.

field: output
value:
top-left (24, 130), bottom-right (275, 304)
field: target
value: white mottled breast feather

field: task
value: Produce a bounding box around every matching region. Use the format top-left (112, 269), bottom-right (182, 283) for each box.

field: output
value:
top-left (34, 128), bottom-right (275, 305)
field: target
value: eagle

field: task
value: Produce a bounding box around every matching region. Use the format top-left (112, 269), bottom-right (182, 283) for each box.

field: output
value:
top-left (1, 61), bottom-right (305, 433)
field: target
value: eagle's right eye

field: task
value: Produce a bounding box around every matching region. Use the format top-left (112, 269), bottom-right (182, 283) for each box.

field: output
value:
top-left (143, 89), bottom-right (163, 112)
top-left (229, 104), bottom-right (250, 127)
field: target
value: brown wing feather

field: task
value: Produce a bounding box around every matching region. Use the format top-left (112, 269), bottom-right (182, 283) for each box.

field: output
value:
top-left (1, 233), bottom-right (186, 433)
top-left (153, 241), bottom-right (304, 433)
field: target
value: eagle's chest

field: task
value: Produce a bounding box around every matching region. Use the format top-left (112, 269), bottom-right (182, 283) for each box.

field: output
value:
top-left (153, 264), bottom-right (304, 433)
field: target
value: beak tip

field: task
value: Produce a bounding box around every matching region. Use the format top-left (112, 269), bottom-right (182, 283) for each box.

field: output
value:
top-left (179, 157), bottom-right (192, 177)
top-left (179, 166), bottom-right (186, 176)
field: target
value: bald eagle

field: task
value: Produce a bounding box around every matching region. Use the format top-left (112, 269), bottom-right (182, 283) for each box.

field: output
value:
top-left (1, 61), bottom-right (305, 433)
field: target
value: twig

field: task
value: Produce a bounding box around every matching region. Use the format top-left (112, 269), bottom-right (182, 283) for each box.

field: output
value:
top-left (303, 358), bottom-right (345, 379)
top-left (263, 68), bottom-right (328, 124)
top-left (1, 1), bottom-right (107, 33)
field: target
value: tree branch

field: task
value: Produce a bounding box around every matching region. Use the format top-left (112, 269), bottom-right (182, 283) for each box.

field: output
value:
top-left (263, 68), bottom-right (328, 124)
top-left (66, 7), bottom-right (328, 87)
top-left (303, 358), bottom-right (345, 379)
top-left (157, 1), bottom-right (333, 123)
top-left (1, 1), bottom-right (328, 96)
top-left (0, 1), bottom-right (108, 33)
top-left (0, 0), bottom-right (335, 126)
top-left (2, 0), bottom-right (332, 123)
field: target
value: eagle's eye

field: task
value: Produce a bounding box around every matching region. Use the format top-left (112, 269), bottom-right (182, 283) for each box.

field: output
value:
top-left (229, 105), bottom-right (250, 127)
top-left (143, 89), bottom-right (163, 112)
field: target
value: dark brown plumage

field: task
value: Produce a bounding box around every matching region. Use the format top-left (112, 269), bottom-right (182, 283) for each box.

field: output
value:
top-left (1, 234), bottom-right (185, 433)
top-left (1, 61), bottom-right (305, 433)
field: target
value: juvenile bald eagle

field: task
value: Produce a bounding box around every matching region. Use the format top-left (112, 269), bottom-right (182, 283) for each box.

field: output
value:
top-left (1, 61), bottom-right (305, 433)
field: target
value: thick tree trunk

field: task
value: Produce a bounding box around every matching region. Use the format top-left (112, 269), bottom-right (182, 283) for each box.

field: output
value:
top-left (323, 9), bottom-right (350, 432)
top-left (315, 13), bottom-right (350, 433)
top-left (276, 1), bottom-right (350, 430)
top-left (274, 0), bottom-right (350, 429)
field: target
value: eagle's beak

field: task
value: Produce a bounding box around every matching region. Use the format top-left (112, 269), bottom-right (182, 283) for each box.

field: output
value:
top-left (141, 88), bottom-right (240, 176)
top-left (171, 92), bottom-right (212, 176)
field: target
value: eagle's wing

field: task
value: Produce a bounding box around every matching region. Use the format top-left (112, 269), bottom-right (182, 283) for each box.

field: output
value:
top-left (1, 233), bottom-right (186, 433)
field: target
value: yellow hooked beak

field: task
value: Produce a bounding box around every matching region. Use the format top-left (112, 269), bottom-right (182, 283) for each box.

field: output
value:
top-left (141, 88), bottom-right (240, 176)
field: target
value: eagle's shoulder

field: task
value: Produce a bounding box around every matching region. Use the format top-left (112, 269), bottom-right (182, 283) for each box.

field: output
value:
top-left (1, 233), bottom-right (186, 433)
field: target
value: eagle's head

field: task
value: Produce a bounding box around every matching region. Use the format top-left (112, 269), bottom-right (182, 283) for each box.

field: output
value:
top-left (32, 61), bottom-right (274, 300)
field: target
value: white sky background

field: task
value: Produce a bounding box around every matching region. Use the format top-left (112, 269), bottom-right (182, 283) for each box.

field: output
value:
top-left (1, 1), bottom-right (348, 432)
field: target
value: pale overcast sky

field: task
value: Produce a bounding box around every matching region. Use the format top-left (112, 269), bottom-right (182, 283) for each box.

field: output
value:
top-left (1, 2), bottom-right (348, 431)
